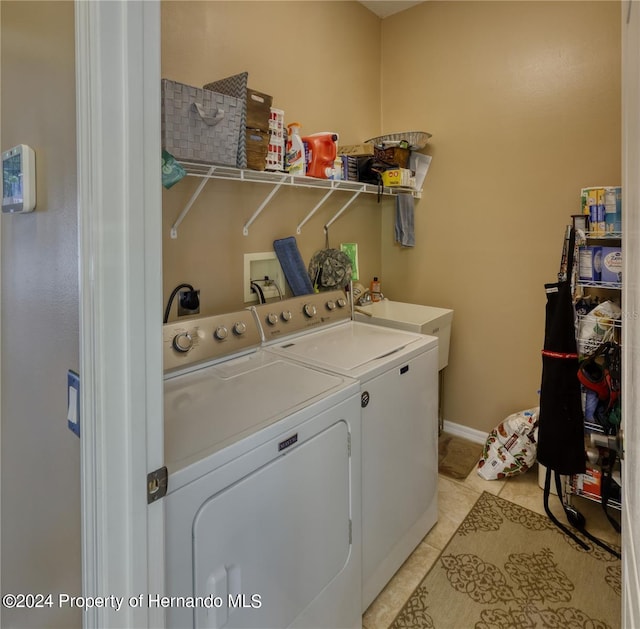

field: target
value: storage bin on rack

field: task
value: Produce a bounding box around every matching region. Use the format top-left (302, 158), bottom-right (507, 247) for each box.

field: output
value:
top-left (204, 72), bottom-right (273, 170)
top-left (374, 146), bottom-right (410, 168)
top-left (245, 129), bottom-right (269, 171)
top-left (245, 89), bottom-right (272, 131)
top-left (161, 79), bottom-right (242, 166)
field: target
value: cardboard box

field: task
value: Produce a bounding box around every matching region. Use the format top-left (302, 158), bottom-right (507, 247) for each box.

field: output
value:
top-left (581, 187), bottom-right (604, 209)
top-left (604, 186), bottom-right (622, 233)
top-left (601, 246), bottom-right (622, 283)
top-left (381, 168), bottom-right (415, 188)
top-left (579, 246), bottom-right (602, 282)
top-left (589, 202), bottom-right (606, 235)
top-left (338, 144), bottom-right (375, 157)
top-left (342, 155), bottom-right (369, 182)
top-left (573, 465), bottom-right (602, 499)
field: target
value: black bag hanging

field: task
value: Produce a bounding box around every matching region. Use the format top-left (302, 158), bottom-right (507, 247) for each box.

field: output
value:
top-left (537, 227), bottom-right (620, 559)
top-left (537, 227), bottom-right (586, 476)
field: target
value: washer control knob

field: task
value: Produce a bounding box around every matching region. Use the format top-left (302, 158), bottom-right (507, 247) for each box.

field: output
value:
top-left (303, 303), bottom-right (317, 318)
top-left (266, 312), bottom-right (278, 326)
top-left (337, 297), bottom-right (347, 308)
top-left (281, 310), bottom-right (293, 322)
top-left (214, 326), bottom-right (228, 340)
top-left (326, 300), bottom-right (336, 310)
top-left (233, 321), bottom-right (247, 336)
top-left (172, 332), bottom-right (193, 353)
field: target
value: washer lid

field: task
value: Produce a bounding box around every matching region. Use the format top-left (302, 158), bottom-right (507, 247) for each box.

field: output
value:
top-left (357, 300), bottom-right (453, 329)
top-left (271, 321), bottom-right (436, 373)
top-left (164, 351), bottom-right (353, 475)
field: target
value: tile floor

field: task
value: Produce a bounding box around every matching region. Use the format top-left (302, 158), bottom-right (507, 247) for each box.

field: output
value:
top-left (362, 463), bottom-right (622, 629)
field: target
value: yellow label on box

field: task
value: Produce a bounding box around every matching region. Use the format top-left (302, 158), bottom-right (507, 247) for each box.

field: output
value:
top-left (382, 169), bottom-right (402, 186)
top-left (381, 168), bottom-right (415, 188)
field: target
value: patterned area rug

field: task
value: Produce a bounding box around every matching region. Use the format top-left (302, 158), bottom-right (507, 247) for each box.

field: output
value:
top-left (438, 432), bottom-right (483, 480)
top-left (391, 492), bottom-right (621, 629)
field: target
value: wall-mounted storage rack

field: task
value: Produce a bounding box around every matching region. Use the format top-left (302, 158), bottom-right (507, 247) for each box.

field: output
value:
top-left (577, 279), bottom-right (623, 290)
top-left (584, 231), bottom-right (622, 239)
top-left (169, 161), bottom-right (421, 238)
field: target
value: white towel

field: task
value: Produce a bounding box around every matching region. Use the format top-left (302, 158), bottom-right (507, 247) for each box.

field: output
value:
top-left (395, 193), bottom-right (415, 247)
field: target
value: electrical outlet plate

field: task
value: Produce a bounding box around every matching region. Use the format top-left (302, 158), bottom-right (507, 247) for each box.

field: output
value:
top-left (244, 252), bottom-right (285, 303)
top-left (178, 289), bottom-right (200, 316)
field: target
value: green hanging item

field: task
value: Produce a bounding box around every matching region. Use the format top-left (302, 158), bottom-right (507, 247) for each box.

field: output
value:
top-left (162, 150), bottom-right (186, 189)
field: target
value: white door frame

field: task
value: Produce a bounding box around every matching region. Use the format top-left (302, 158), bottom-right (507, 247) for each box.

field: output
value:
top-left (622, 2), bottom-right (640, 626)
top-left (73, 1), bottom-right (638, 627)
top-left (75, 1), bottom-right (164, 627)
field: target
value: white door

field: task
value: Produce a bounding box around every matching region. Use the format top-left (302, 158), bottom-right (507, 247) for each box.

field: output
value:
top-left (75, 1), bottom-right (165, 628)
top-left (622, 2), bottom-right (640, 626)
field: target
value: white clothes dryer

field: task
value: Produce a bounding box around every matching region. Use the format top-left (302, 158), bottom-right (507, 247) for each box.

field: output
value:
top-left (163, 308), bottom-right (362, 629)
top-left (253, 291), bottom-right (439, 611)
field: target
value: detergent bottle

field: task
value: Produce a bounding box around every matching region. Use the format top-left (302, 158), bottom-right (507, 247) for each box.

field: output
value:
top-left (286, 123), bottom-right (306, 176)
top-left (302, 132), bottom-right (339, 179)
top-left (370, 277), bottom-right (382, 302)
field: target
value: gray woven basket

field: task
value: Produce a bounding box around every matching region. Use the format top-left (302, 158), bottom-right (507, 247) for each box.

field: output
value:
top-left (161, 79), bottom-right (241, 166)
top-left (203, 72), bottom-right (248, 169)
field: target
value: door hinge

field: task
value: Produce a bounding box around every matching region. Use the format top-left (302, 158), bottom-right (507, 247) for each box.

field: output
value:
top-left (618, 428), bottom-right (624, 460)
top-left (147, 466), bottom-right (168, 503)
top-left (348, 432), bottom-right (352, 457)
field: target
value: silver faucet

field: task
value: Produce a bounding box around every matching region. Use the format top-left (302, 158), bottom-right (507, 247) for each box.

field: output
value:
top-left (357, 290), bottom-right (383, 306)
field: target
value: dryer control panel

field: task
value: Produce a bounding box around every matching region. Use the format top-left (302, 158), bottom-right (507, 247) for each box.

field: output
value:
top-left (163, 310), bottom-right (261, 374)
top-left (253, 290), bottom-right (350, 344)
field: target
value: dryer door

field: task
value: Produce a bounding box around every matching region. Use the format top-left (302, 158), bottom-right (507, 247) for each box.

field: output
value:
top-left (193, 420), bottom-right (351, 629)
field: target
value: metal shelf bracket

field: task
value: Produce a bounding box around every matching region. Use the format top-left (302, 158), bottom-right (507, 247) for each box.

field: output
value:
top-left (170, 165), bottom-right (216, 239)
top-left (169, 162), bottom-right (422, 238)
top-left (296, 189), bottom-right (336, 234)
top-left (324, 190), bottom-right (363, 233)
top-left (242, 175), bottom-right (287, 236)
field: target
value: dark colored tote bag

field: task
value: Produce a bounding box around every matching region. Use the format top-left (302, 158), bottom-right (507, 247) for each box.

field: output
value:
top-left (537, 228), bottom-right (586, 476)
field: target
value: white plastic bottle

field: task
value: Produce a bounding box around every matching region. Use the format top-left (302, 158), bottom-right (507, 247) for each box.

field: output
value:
top-left (286, 123), bottom-right (306, 176)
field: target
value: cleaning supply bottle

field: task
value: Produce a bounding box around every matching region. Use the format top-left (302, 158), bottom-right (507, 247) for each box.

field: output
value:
top-left (286, 123), bottom-right (306, 176)
top-left (302, 132), bottom-right (339, 179)
top-left (370, 277), bottom-right (382, 302)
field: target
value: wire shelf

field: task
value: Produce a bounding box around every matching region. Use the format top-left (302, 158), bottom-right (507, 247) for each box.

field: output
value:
top-left (169, 162), bottom-right (422, 238)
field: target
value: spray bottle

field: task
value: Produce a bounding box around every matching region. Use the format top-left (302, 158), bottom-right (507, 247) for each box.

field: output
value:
top-left (286, 123), bottom-right (306, 176)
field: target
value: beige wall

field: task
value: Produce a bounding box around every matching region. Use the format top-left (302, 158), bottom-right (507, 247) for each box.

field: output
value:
top-left (381, 1), bottom-right (621, 432)
top-left (162, 1), bottom-right (386, 315)
top-left (162, 1), bottom-right (621, 435)
top-left (1, 2), bottom-right (81, 627)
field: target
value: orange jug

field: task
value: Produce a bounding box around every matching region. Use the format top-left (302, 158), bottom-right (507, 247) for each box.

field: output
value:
top-left (302, 132), bottom-right (338, 179)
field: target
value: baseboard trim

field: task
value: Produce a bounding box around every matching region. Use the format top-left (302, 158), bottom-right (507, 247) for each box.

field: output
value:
top-left (442, 420), bottom-right (488, 445)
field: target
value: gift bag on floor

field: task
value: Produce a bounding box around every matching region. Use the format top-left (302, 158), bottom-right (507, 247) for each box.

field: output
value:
top-left (477, 408), bottom-right (539, 480)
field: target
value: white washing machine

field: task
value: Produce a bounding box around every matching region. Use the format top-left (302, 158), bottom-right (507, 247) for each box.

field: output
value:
top-left (354, 300), bottom-right (453, 433)
top-left (163, 308), bottom-right (362, 629)
top-left (253, 291), bottom-right (439, 611)
top-left (354, 300), bottom-right (453, 371)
